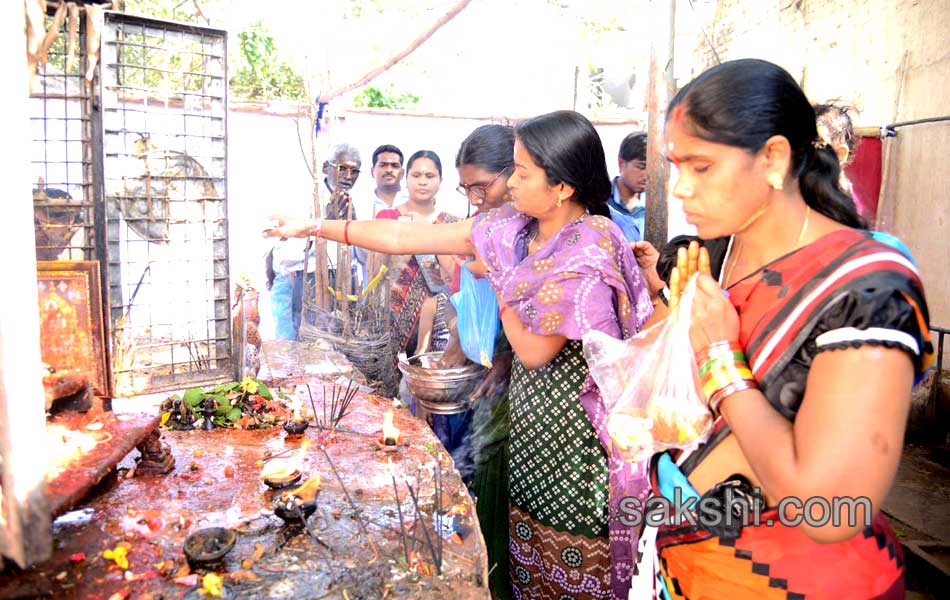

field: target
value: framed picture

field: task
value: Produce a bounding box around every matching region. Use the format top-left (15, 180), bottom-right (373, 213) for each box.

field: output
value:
top-left (36, 261), bottom-right (108, 397)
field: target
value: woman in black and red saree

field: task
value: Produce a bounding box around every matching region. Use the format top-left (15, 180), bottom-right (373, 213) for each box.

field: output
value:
top-left (637, 59), bottom-right (934, 600)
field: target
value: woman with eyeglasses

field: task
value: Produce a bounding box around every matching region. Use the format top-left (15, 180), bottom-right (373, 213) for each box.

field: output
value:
top-left (267, 111), bottom-right (653, 600)
top-left (456, 124), bottom-right (515, 215)
top-left (448, 123), bottom-right (517, 599)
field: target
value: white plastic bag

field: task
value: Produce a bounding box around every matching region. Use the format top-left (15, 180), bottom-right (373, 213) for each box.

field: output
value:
top-left (583, 275), bottom-right (713, 463)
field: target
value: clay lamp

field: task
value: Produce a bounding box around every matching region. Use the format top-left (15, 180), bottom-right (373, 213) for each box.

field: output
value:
top-left (260, 458), bottom-right (302, 489)
top-left (260, 440), bottom-right (310, 489)
top-left (283, 419), bottom-right (308, 435)
top-left (283, 400), bottom-right (309, 435)
top-left (375, 408), bottom-right (402, 452)
top-left (183, 527), bottom-right (236, 567)
top-left (273, 475), bottom-right (321, 523)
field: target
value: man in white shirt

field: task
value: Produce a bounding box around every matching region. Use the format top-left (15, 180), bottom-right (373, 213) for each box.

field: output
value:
top-left (356, 144), bottom-right (406, 219)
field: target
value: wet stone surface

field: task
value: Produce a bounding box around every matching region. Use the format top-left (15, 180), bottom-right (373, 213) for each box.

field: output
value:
top-left (0, 389), bottom-right (488, 599)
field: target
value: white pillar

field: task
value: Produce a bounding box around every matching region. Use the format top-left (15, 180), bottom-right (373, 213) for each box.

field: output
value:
top-left (0, 0), bottom-right (52, 567)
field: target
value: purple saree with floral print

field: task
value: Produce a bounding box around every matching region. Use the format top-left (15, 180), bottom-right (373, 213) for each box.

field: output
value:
top-left (472, 203), bottom-right (652, 600)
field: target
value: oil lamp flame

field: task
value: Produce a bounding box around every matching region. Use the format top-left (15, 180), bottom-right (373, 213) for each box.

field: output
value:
top-left (260, 439), bottom-right (311, 480)
top-left (282, 475), bottom-right (321, 503)
top-left (290, 394), bottom-right (304, 421)
top-left (260, 459), bottom-right (293, 481)
top-left (382, 409), bottom-right (400, 445)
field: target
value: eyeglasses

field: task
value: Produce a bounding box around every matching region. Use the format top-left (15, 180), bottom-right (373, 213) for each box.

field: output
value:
top-left (456, 168), bottom-right (509, 200)
top-left (329, 162), bottom-right (361, 176)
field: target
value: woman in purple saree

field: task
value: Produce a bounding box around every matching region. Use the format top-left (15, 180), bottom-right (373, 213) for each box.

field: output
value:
top-left (267, 110), bottom-right (653, 600)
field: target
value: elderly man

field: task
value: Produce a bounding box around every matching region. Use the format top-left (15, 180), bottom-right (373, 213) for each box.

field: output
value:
top-left (269, 144), bottom-right (361, 339)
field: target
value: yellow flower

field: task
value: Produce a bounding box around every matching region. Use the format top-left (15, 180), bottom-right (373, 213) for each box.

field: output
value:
top-left (102, 545), bottom-right (129, 570)
top-left (202, 572), bottom-right (224, 597)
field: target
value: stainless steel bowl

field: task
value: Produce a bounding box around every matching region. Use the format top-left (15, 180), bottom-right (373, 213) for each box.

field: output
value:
top-left (397, 352), bottom-right (486, 413)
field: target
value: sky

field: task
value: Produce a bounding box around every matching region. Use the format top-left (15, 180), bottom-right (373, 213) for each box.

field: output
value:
top-left (191, 0), bottom-right (651, 117)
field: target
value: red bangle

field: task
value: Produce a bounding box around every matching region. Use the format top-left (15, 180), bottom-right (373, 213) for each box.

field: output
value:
top-left (344, 220), bottom-right (351, 245)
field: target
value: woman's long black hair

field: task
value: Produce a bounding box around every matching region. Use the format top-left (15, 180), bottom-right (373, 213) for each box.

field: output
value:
top-left (515, 110), bottom-right (612, 218)
top-left (668, 59), bottom-right (864, 228)
top-left (455, 124), bottom-right (515, 173)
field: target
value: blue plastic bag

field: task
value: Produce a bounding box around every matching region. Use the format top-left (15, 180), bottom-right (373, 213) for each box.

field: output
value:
top-left (450, 263), bottom-right (499, 367)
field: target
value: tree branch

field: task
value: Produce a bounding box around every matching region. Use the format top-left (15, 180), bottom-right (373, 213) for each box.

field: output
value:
top-left (293, 110), bottom-right (315, 180)
top-left (317, 0), bottom-right (472, 104)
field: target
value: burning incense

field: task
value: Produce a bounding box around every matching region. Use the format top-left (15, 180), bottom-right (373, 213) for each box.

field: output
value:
top-left (314, 381), bottom-right (359, 431)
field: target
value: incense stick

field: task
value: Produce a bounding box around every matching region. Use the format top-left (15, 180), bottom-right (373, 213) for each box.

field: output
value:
top-left (436, 455), bottom-right (443, 571)
top-left (391, 471), bottom-right (411, 565)
top-left (320, 447), bottom-right (379, 558)
top-left (307, 384), bottom-right (319, 427)
top-left (406, 480), bottom-right (440, 576)
top-left (314, 380), bottom-right (359, 430)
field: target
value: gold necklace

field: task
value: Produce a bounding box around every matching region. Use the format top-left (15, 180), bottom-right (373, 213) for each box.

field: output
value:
top-left (529, 207), bottom-right (586, 253)
top-left (723, 205), bottom-right (811, 288)
top-left (796, 205), bottom-right (811, 247)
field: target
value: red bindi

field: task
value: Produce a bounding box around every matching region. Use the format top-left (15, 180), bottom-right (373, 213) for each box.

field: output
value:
top-left (672, 106), bottom-right (685, 122)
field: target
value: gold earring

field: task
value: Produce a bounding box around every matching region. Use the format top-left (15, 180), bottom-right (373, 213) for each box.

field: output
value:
top-left (768, 173), bottom-right (784, 191)
top-left (557, 198), bottom-right (563, 208)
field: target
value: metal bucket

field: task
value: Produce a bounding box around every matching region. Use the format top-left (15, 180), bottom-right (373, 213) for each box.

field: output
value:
top-left (397, 352), bottom-right (487, 415)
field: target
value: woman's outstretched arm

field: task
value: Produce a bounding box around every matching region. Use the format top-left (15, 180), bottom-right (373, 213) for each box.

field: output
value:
top-left (265, 216), bottom-right (477, 257)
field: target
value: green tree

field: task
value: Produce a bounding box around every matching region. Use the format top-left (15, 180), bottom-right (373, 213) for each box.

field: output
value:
top-left (229, 24), bottom-right (306, 101)
top-left (122, 2), bottom-right (305, 101)
top-left (352, 84), bottom-right (419, 110)
top-left (122, 0), bottom-right (223, 25)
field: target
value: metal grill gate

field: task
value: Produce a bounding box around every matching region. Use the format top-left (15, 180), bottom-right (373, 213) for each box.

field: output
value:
top-left (30, 7), bottom-right (97, 263)
top-left (100, 12), bottom-right (233, 395)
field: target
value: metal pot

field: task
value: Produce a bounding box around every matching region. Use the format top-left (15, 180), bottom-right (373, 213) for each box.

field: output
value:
top-left (397, 352), bottom-right (486, 414)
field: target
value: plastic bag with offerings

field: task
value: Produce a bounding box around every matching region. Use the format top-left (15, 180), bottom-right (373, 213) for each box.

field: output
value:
top-left (450, 263), bottom-right (499, 367)
top-left (583, 275), bottom-right (713, 462)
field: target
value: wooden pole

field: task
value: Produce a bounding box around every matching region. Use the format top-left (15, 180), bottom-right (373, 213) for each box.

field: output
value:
top-left (309, 103), bottom-right (330, 313)
top-left (644, 0), bottom-right (676, 247)
top-left (875, 51), bottom-right (909, 233)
